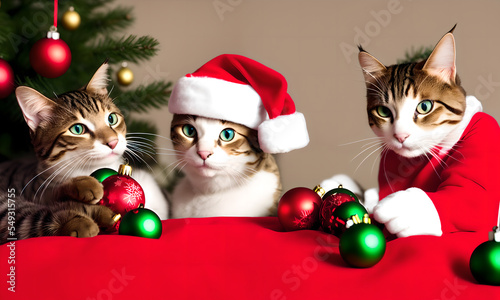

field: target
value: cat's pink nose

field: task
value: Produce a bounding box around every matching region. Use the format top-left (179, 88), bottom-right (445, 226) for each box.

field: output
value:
top-left (394, 133), bottom-right (409, 144)
top-left (197, 151), bottom-right (212, 160)
top-left (107, 139), bottom-right (118, 150)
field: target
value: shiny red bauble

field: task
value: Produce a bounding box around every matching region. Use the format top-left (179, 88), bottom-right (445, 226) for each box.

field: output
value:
top-left (99, 174), bottom-right (146, 217)
top-left (319, 186), bottom-right (359, 235)
top-left (0, 58), bottom-right (14, 99)
top-left (278, 187), bottom-right (323, 231)
top-left (30, 36), bottom-right (71, 78)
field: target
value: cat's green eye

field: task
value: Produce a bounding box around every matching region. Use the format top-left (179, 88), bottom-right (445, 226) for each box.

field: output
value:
top-left (416, 100), bottom-right (433, 115)
top-left (69, 124), bottom-right (86, 135)
top-left (376, 106), bottom-right (392, 118)
top-left (220, 128), bottom-right (235, 142)
top-left (108, 113), bottom-right (118, 126)
top-left (182, 125), bottom-right (196, 138)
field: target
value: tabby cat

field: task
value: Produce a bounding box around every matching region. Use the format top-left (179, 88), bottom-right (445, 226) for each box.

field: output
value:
top-left (169, 114), bottom-right (281, 218)
top-left (354, 26), bottom-right (500, 237)
top-left (0, 62), bottom-right (168, 243)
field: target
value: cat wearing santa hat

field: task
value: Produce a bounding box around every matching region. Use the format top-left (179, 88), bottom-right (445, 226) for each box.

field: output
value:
top-left (168, 54), bottom-right (309, 218)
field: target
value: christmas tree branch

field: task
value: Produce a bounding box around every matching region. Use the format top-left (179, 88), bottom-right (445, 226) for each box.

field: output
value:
top-left (92, 35), bottom-right (160, 64)
top-left (77, 6), bottom-right (134, 38)
top-left (398, 45), bottom-right (434, 64)
top-left (114, 81), bottom-right (172, 114)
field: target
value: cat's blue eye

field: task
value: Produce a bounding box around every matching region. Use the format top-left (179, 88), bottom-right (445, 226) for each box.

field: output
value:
top-left (69, 124), bottom-right (86, 135)
top-left (220, 128), bottom-right (235, 142)
top-left (416, 100), bottom-right (433, 115)
top-left (376, 106), bottom-right (392, 118)
top-left (182, 125), bottom-right (196, 138)
top-left (108, 113), bottom-right (118, 126)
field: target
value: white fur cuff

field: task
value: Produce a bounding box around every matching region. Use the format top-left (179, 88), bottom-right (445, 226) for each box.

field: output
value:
top-left (373, 187), bottom-right (442, 237)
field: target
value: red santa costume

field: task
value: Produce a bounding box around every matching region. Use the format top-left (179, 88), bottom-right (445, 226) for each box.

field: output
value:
top-left (374, 96), bottom-right (500, 236)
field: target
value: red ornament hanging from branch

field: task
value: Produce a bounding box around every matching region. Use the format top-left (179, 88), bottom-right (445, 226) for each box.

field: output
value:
top-left (0, 58), bottom-right (15, 99)
top-left (29, 0), bottom-right (71, 78)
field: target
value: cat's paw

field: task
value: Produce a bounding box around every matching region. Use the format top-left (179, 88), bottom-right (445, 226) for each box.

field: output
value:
top-left (362, 187), bottom-right (379, 214)
top-left (373, 188), bottom-right (442, 237)
top-left (90, 204), bottom-right (120, 229)
top-left (58, 215), bottom-right (100, 238)
top-left (59, 176), bottom-right (104, 204)
top-left (319, 174), bottom-right (363, 199)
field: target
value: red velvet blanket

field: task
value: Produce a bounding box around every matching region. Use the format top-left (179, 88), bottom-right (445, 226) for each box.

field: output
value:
top-left (0, 217), bottom-right (497, 299)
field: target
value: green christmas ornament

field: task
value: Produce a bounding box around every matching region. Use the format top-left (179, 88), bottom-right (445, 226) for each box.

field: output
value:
top-left (322, 186), bottom-right (358, 201)
top-left (90, 168), bottom-right (118, 183)
top-left (339, 215), bottom-right (386, 268)
top-left (333, 201), bottom-right (367, 232)
top-left (319, 185), bottom-right (363, 235)
top-left (119, 205), bottom-right (162, 239)
top-left (470, 226), bottom-right (500, 285)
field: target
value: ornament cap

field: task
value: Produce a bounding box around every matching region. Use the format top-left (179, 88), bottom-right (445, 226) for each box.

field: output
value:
top-left (489, 226), bottom-right (500, 242)
top-left (113, 214), bottom-right (122, 223)
top-left (118, 164), bottom-right (133, 176)
top-left (47, 26), bottom-right (60, 40)
top-left (313, 185), bottom-right (325, 198)
top-left (363, 213), bottom-right (371, 224)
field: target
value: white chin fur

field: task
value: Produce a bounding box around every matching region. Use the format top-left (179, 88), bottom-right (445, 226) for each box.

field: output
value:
top-left (390, 145), bottom-right (425, 158)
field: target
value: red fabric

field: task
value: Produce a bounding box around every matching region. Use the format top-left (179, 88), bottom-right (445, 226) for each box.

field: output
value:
top-left (379, 112), bottom-right (500, 233)
top-left (187, 54), bottom-right (296, 118)
top-left (0, 217), bottom-right (497, 299)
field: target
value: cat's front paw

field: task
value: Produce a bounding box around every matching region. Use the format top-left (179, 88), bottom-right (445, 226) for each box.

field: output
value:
top-left (373, 188), bottom-right (442, 237)
top-left (58, 215), bottom-right (100, 238)
top-left (58, 176), bottom-right (104, 204)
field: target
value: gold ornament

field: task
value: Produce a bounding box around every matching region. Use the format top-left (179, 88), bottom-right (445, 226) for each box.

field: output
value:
top-left (117, 62), bottom-right (134, 86)
top-left (62, 6), bottom-right (81, 31)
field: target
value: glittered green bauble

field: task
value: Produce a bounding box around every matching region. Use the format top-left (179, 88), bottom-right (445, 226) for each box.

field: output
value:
top-left (469, 240), bottom-right (500, 285)
top-left (322, 187), bottom-right (358, 201)
top-left (90, 168), bottom-right (118, 183)
top-left (339, 223), bottom-right (386, 268)
top-left (319, 186), bottom-right (361, 235)
top-left (119, 207), bottom-right (162, 239)
top-left (333, 201), bottom-right (367, 233)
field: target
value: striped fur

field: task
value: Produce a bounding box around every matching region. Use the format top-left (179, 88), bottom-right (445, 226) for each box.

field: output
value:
top-left (169, 114), bottom-right (282, 217)
top-left (358, 28), bottom-right (467, 158)
top-left (0, 62), bottom-right (124, 243)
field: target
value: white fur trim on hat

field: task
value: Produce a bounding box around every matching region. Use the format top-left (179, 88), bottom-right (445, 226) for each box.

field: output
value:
top-left (169, 76), bottom-right (268, 129)
top-left (258, 112), bottom-right (309, 153)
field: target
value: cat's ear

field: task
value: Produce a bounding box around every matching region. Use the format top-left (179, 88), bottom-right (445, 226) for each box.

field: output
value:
top-left (423, 28), bottom-right (457, 83)
top-left (85, 61), bottom-right (110, 96)
top-left (15, 86), bottom-right (57, 132)
top-left (358, 47), bottom-right (387, 85)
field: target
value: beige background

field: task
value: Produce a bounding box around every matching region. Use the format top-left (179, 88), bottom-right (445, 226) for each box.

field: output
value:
top-left (116, 0), bottom-right (500, 192)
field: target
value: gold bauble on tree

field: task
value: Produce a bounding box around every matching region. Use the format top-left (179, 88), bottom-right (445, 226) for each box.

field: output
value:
top-left (61, 6), bottom-right (81, 31)
top-left (117, 62), bottom-right (134, 86)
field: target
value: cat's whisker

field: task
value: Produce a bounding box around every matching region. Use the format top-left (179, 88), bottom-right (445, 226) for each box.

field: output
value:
top-left (22, 154), bottom-right (79, 196)
top-left (354, 143), bottom-right (386, 174)
top-left (124, 149), bottom-right (155, 173)
top-left (127, 143), bottom-right (158, 158)
top-left (338, 136), bottom-right (382, 146)
top-left (126, 139), bottom-right (158, 151)
top-left (126, 132), bottom-right (172, 142)
top-left (351, 141), bottom-right (383, 162)
top-left (422, 147), bottom-right (442, 180)
top-left (36, 154), bottom-right (83, 201)
top-left (366, 87), bottom-right (386, 99)
top-left (360, 140), bottom-right (384, 150)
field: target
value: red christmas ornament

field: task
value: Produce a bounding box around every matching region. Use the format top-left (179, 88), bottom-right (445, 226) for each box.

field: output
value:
top-left (99, 164), bottom-right (146, 218)
top-left (29, 28), bottom-right (71, 78)
top-left (277, 186), bottom-right (324, 231)
top-left (319, 185), bottom-right (360, 235)
top-left (0, 58), bottom-right (14, 99)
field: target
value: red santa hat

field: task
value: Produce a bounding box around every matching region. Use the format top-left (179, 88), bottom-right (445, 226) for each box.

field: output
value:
top-left (168, 54), bottom-right (309, 153)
